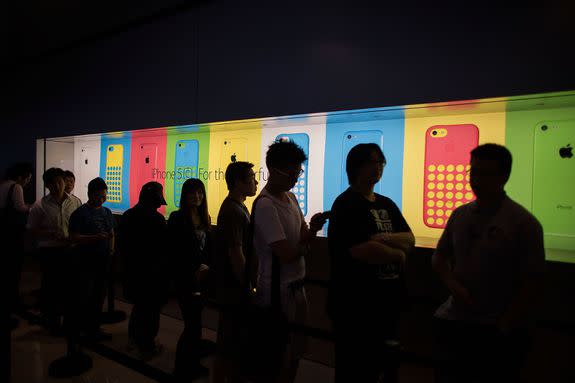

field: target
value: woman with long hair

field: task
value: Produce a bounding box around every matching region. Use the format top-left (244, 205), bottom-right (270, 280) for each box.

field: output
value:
top-left (168, 178), bottom-right (211, 381)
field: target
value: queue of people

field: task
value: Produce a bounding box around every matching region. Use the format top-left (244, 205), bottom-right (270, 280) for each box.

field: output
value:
top-left (1, 140), bottom-right (544, 383)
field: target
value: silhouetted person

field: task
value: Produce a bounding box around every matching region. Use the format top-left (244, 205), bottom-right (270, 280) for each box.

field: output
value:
top-left (0, 162), bottom-right (33, 316)
top-left (328, 143), bottom-right (414, 383)
top-left (252, 140), bottom-right (327, 383)
top-left (168, 178), bottom-right (211, 381)
top-left (432, 144), bottom-right (545, 383)
top-left (27, 167), bottom-right (82, 334)
top-left (64, 170), bottom-right (83, 205)
top-left (119, 182), bottom-right (168, 359)
top-left (69, 177), bottom-right (115, 341)
top-left (212, 162), bottom-right (258, 383)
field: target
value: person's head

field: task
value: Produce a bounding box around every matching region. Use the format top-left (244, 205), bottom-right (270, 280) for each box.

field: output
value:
top-left (42, 168), bottom-right (66, 197)
top-left (63, 170), bottom-right (75, 194)
top-left (179, 178), bottom-right (210, 227)
top-left (265, 140), bottom-right (307, 192)
top-left (6, 162), bottom-right (33, 187)
top-left (469, 143), bottom-right (512, 199)
top-left (225, 161), bottom-right (258, 197)
top-left (346, 143), bottom-right (386, 186)
top-left (138, 181), bottom-right (167, 210)
top-left (87, 177), bottom-right (108, 208)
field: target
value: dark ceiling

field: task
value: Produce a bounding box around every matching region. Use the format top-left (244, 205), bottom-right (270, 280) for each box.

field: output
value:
top-left (3, 1), bottom-right (574, 62)
top-left (1, 0), bottom-right (208, 59)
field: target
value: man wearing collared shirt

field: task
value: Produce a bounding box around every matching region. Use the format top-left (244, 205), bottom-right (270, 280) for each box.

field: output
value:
top-left (64, 170), bottom-right (83, 206)
top-left (27, 167), bottom-right (82, 332)
top-left (432, 144), bottom-right (545, 383)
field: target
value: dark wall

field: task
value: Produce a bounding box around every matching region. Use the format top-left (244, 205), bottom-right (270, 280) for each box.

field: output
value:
top-left (3, 2), bottom-right (575, 174)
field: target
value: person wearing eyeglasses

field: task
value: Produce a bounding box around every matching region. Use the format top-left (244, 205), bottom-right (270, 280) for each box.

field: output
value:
top-left (328, 143), bottom-right (414, 383)
top-left (252, 139), bottom-right (328, 383)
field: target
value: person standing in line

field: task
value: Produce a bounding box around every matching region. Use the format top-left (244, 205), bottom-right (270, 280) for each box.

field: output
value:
top-left (64, 170), bottom-right (83, 206)
top-left (168, 178), bottom-right (212, 381)
top-left (68, 177), bottom-right (115, 342)
top-left (119, 182), bottom-right (169, 360)
top-left (0, 162), bottom-right (33, 319)
top-left (27, 167), bottom-right (82, 334)
top-left (212, 161), bottom-right (258, 383)
top-left (432, 144), bottom-right (545, 383)
top-left (328, 143), bottom-right (414, 383)
top-left (252, 140), bottom-right (328, 383)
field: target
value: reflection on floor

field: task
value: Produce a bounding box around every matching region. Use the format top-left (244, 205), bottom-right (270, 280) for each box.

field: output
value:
top-left (15, 261), bottom-right (433, 382)
top-left (13, 299), bottom-right (435, 383)
top-left (11, 319), bottom-right (158, 383)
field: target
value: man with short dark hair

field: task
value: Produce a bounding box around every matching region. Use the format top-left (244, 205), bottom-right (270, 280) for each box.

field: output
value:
top-left (27, 167), bottom-right (82, 333)
top-left (432, 143), bottom-right (545, 383)
top-left (328, 143), bottom-right (414, 383)
top-left (69, 177), bottom-right (115, 341)
top-left (252, 140), bottom-right (328, 382)
top-left (63, 170), bottom-right (82, 205)
top-left (213, 161), bottom-right (258, 383)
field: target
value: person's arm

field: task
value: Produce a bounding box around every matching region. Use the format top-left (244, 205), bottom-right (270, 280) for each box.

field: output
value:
top-left (109, 229), bottom-right (115, 256)
top-left (70, 231), bottom-right (109, 244)
top-left (497, 219), bottom-right (545, 333)
top-left (27, 203), bottom-right (55, 240)
top-left (431, 211), bottom-right (473, 306)
top-left (372, 232), bottom-right (415, 254)
top-left (349, 240), bottom-right (406, 265)
top-left (11, 184), bottom-right (30, 213)
top-left (300, 212), bottom-right (329, 243)
top-left (229, 245), bottom-right (246, 283)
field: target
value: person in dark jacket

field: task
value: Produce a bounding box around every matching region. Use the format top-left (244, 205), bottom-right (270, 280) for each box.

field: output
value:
top-left (168, 178), bottom-right (211, 381)
top-left (119, 182), bottom-right (168, 360)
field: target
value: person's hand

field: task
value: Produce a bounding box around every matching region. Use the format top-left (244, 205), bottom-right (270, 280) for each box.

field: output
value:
top-left (97, 232), bottom-right (109, 240)
top-left (53, 231), bottom-right (66, 241)
top-left (195, 264), bottom-right (210, 283)
top-left (449, 282), bottom-right (474, 307)
top-left (371, 232), bottom-right (390, 243)
top-left (395, 249), bottom-right (407, 268)
top-left (309, 212), bottom-right (328, 232)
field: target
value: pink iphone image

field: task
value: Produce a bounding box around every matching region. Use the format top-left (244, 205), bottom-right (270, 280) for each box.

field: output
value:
top-left (423, 124), bottom-right (479, 229)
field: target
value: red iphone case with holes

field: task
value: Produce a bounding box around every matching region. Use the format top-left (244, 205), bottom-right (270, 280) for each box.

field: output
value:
top-left (423, 124), bottom-right (479, 228)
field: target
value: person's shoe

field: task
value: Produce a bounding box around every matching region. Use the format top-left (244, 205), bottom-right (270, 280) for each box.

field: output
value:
top-left (136, 344), bottom-right (164, 361)
top-left (173, 364), bottom-right (210, 382)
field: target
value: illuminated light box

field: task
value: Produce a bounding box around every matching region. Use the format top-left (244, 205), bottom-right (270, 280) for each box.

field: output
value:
top-left (37, 90), bottom-right (575, 262)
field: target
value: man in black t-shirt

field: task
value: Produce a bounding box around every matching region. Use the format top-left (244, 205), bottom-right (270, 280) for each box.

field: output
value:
top-left (69, 177), bottom-right (115, 340)
top-left (213, 161), bottom-right (258, 383)
top-left (328, 143), bottom-right (415, 383)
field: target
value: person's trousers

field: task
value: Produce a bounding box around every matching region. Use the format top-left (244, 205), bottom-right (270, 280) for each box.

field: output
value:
top-left (39, 247), bottom-right (71, 328)
top-left (128, 296), bottom-right (164, 351)
top-left (433, 318), bottom-right (530, 383)
top-left (333, 307), bottom-right (401, 383)
top-left (174, 286), bottom-right (204, 379)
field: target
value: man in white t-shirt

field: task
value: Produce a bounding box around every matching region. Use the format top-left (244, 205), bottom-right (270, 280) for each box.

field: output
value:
top-left (432, 144), bottom-right (545, 383)
top-left (253, 139), bottom-right (328, 383)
